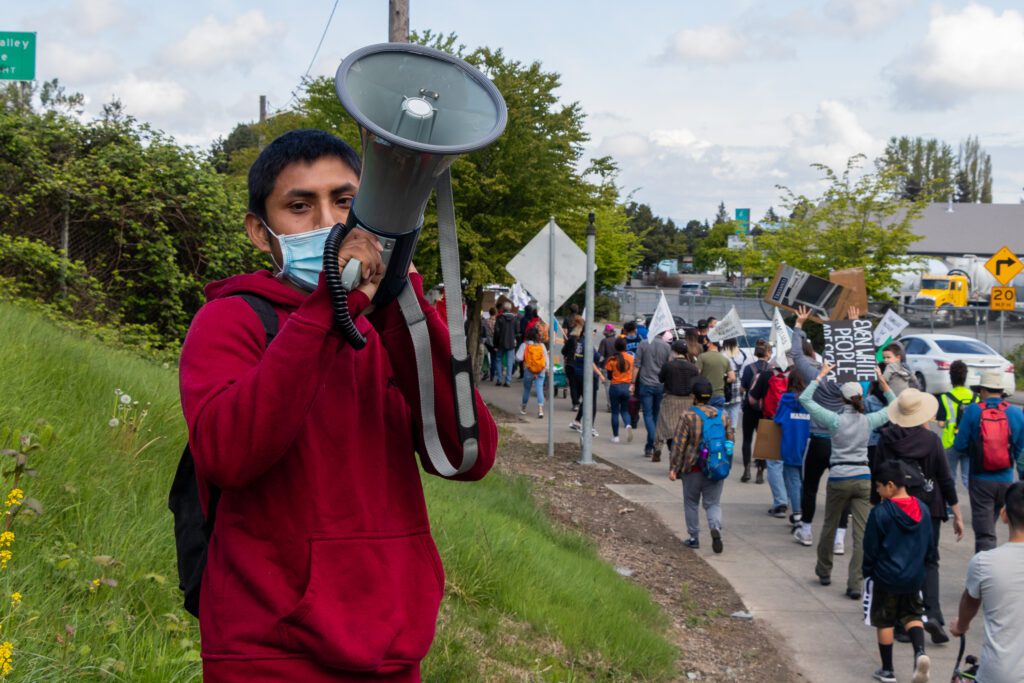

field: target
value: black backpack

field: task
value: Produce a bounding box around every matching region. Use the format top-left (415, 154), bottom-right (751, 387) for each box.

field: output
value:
top-left (168, 294), bottom-right (278, 617)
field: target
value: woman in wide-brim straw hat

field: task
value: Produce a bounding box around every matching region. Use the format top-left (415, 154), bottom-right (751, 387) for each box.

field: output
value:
top-left (874, 388), bottom-right (965, 644)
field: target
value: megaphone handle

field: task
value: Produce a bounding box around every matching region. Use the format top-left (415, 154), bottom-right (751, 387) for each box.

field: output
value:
top-left (323, 223), bottom-right (368, 349)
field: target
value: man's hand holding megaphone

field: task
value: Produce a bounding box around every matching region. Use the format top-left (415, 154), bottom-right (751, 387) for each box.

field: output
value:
top-left (336, 228), bottom-right (386, 313)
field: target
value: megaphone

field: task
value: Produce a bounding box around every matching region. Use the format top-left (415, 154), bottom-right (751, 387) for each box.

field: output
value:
top-left (323, 42), bottom-right (508, 348)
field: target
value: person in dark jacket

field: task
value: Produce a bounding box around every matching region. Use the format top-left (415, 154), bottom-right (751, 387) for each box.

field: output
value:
top-left (493, 301), bottom-right (518, 386)
top-left (740, 339), bottom-right (772, 483)
top-left (863, 460), bottom-right (933, 683)
top-left (874, 388), bottom-right (965, 645)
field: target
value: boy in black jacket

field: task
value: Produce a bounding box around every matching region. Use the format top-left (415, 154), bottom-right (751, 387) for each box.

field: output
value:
top-left (873, 388), bottom-right (965, 644)
top-left (863, 460), bottom-right (933, 683)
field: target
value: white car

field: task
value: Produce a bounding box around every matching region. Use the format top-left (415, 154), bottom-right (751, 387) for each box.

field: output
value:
top-left (736, 319), bottom-right (790, 360)
top-left (900, 334), bottom-right (1015, 395)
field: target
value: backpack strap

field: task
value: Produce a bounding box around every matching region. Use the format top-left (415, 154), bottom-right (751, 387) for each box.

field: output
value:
top-left (205, 294), bottom-right (280, 533)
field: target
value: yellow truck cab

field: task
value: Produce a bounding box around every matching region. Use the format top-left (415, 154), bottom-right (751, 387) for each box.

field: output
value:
top-left (912, 273), bottom-right (971, 324)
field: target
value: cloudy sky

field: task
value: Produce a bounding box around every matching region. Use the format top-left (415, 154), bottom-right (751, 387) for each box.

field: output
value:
top-left (9, 0), bottom-right (1024, 225)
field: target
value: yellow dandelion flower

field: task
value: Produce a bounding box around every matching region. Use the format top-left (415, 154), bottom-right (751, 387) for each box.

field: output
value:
top-left (0, 532), bottom-right (13, 548)
top-left (88, 578), bottom-right (101, 593)
top-left (9, 592), bottom-right (20, 608)
top-left (0, 640), bottom-right (12, 676)
top-left (4, 490), bottom-right (23, 509)
top-left (0, 551), bottom-right (11, 570)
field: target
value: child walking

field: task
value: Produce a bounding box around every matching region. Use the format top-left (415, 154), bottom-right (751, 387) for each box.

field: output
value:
top-left (774, 372), bottom-right (810, 529)
top-left (520, 326), bottom-right (548, 418)
top-left (605, 337), bottom-right (635, 443)
top-left (863, 460), bottom-right (933, 683)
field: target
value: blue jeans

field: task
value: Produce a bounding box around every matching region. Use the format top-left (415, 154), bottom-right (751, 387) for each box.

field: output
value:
top-left (767, 459), bottom-right (789, 508)
top-left (609, 383), bottom-right (631, 437)
top-left (946, 447), bottom-right (970, 489)
top-left (709, 396), bottom-right (725, 411)
top-left (522, 370), bottom-right (545, 408)
top-left (487, 347), bottom-right (498, 380)
top-left (638, 383), bottom-right (664, 451)
top-left (498, 349), bottom-right (515, 384)
top-left (783, 464), bottom-right (803, 515)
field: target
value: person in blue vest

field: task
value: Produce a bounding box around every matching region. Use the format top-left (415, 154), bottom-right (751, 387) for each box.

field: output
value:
top-left (952, 369), bottom-right (1024, 552)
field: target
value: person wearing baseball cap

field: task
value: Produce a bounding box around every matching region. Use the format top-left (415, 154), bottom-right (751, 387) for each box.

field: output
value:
top-left (800, 362), bottom-right (896, 600)
top-left (953, 368), bottom-right (1024, 552)
top-left (874, 388), bottom-right (964, 644)
top-left (668, 377), bottom-right (735, 553)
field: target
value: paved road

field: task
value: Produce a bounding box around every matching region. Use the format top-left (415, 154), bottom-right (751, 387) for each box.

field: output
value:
top-left (480, 380), bottom-right (1007, 683)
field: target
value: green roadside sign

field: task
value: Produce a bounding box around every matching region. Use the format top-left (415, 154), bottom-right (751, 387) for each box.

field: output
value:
top-left (0, 32), bottom-right (36, 81)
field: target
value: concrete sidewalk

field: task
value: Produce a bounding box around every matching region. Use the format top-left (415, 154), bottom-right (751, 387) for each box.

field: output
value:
top-left (480, 378), bottom-right (1006, 683)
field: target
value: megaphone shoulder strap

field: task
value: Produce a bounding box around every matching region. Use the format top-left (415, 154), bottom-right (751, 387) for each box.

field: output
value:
top-left (396, 168), bottom-right (479, 477)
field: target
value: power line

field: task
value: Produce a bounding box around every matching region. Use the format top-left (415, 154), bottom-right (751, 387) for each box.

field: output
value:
top-left (271, 0), bottom-right (341, 115)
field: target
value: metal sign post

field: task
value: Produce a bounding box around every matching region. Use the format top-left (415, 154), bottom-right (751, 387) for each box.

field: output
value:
top-left (580, 213), bottom-right (596, 466)
top-left (547, 217), bottom-right (555, 458)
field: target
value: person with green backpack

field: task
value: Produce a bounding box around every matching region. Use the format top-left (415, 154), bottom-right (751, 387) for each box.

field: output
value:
top-left (669, 377), bottom-right (735, 554)
top-left (936, 360), bottom-right (978, 489)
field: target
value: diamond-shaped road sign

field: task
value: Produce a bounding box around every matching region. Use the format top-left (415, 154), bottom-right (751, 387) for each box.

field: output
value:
top-left (985, 246), bottom-right (1023, 286)
top-left (505, 219), bottom-right (590, 322)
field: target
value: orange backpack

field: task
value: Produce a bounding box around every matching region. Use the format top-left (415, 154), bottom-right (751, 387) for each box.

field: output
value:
top-left (525, 344), bottom-right (547, 374)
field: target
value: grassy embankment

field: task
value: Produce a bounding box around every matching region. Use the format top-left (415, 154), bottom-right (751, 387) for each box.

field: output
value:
top-left (0, 302), bottom-right (676, 682)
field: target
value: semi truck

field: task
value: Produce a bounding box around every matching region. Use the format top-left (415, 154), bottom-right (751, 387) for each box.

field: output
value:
top-left (908, 256), bottom-right (1014, 325)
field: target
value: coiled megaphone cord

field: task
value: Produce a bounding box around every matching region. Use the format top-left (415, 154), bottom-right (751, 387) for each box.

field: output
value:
top-left (323, 223), bottom-right (367, 350)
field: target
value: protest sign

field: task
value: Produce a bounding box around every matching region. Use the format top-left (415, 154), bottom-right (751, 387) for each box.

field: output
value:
top-left (822, 318), bottom-right (876, 384)
top-left (873, 309), bottom-right (910, 347)
top-left (648, 292), bottom-right (675, 338)
top-left (707, 306), bottom-right (745, 343)
top-left (769, 307), bottom-right (791, 370)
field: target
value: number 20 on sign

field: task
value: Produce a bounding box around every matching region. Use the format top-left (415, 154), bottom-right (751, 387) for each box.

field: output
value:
top-left (991, 287), bottom-right (1016, 312)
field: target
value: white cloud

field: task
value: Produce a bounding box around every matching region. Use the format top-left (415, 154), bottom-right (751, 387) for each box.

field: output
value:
top-left (68, 0), bottom-right (126, 34)
top-left (601, 133), bottom-right (650, 159)
top-left (824, 0), bottom-right (917, 34)
top-left (163, 10), bottom-right (287, 71)
top-left (888, 4), bottom-right (1024, 109)
top-left (43, 43), bottom-right (119, 85)
top-left (659, 24), bottom-right (791, 64)
top-left (108, 75), bottom-right (189, 117)
top-left (787, 100), bottom-right (883, 170)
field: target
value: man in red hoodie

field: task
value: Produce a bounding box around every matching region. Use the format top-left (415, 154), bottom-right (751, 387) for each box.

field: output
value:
top-left (179, 129), bottom-right (497, 682)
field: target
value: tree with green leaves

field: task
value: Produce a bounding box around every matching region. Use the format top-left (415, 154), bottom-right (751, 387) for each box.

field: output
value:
top-left (740, 155), bottom-right (925, 299)
top-left (876, 136), bottom-right (955, 201)
top-left (624, 201), bottom-right (683, 269)
top-left (694, 221), bottom-right (745, 277)
top-left (955, 136), bottom-right (992, 203)
top-left (713, 201), bottom-right (729, 225)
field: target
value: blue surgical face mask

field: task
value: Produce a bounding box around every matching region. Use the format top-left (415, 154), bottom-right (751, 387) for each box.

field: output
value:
top-left (262, 221), bottom-right (332, 292)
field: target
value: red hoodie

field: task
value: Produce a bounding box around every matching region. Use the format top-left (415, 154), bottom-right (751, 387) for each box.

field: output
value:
top-left (179, 270), bottom-right (497, 682)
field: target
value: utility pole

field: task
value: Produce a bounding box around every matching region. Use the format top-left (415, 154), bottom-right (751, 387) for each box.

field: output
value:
top-left (389, 0), bottom-right (409, 42)
top-left (580, 212), bottom-right (597, 465)
top-left (259, 95), bottom-right (267, 124)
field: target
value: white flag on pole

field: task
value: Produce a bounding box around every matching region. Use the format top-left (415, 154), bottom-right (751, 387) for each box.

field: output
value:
top-left (707, 306), bottom-right (745, 343)
top-left (770, 307), bottom-right (791, 370)
top-left (648, 292), bottom-right (675, 339)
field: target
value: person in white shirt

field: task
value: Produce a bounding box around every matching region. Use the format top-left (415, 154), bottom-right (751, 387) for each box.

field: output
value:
top-left (950, 481), bottom-right (1024, 683)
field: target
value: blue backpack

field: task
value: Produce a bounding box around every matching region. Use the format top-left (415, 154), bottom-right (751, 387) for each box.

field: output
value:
top-left (692, 408), bottom-right (734, 481)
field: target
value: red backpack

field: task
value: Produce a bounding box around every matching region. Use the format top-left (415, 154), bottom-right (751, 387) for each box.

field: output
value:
top-left (762, 369), bottom-right (789, 419)
top-left (977, 402), bottom-right (1013, 472)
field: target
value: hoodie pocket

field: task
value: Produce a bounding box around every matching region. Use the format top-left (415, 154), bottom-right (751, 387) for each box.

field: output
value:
top-left (279, 531), bottom-right (445, 671)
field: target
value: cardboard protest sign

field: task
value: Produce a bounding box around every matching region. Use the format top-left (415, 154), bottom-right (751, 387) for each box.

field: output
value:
top-left (707, 306), bottom-right (744, 343)
top-left (822, 319), bottom-right (876, 384)
top-left (873, 309), bottom-right (910, 347)
top-left (648, 292), bottom-right (675, 338)
top-left (763, 264), bottom-right (868, 323)
top-left (769, 307), bottom-right (791, 370)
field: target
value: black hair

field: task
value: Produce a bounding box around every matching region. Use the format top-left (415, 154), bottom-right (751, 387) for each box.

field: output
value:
top-left (692, 377), bottom-right (713, 403)
top-left (247, 129), bottom-right (362, 221)
top-left (876, 460), bottom-right (911, 489)
top-left (671, 339), bottom-right (688, 356)
top-left (949, 359), bottom-right (968, 387)
top-left (623, 321), bottom-right (637, 334)
top-left (613, 337), bottom-right (628, 373)
top-left (707, 317), bottom-right (717, 324)
top-left (697, 319), bottom-right (708, 329)
top-left (723, 338), bottom-right (738, 351)
top-left (802, 339), bottom-right (815, 358)
top-left (488, 307), bottom-right (497, 316)
top-left (1005, 481), bottom-right (1024, 529)
top-left (754, 338), bottom-right (770, 359)
top-left (525, 326), bottom-right (540, 343)
top-left (787, 372), bottom-right (806, 393)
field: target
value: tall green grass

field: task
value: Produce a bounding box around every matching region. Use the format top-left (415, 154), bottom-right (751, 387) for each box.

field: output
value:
top-left (0, 303), bottom-right (676, 681)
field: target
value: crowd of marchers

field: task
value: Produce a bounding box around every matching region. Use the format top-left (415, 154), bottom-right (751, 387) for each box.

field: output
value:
top-left (477, 300), bottom-right (1024, 683)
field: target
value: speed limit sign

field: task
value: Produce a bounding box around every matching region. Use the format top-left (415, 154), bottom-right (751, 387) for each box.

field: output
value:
top-left (991, 286), bottom-right (1016, 311)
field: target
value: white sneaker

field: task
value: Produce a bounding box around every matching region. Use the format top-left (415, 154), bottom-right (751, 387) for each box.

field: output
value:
top-left (834, 541), bottom-right (845, 555)
top-left (612, 436), bottom-right (620, 443)
top-left (793, 524), bottom-right (813, 547)
top-left (912, 654), bottom-right (931, 683)
top-left (569, 420), bottom-right (582, 431)
top-left (520, 405), bottom-right (527, 415)
top-left (626, 425), bottom-right (633, 443)
top-left (591, 428), bottom-right (599, 437)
